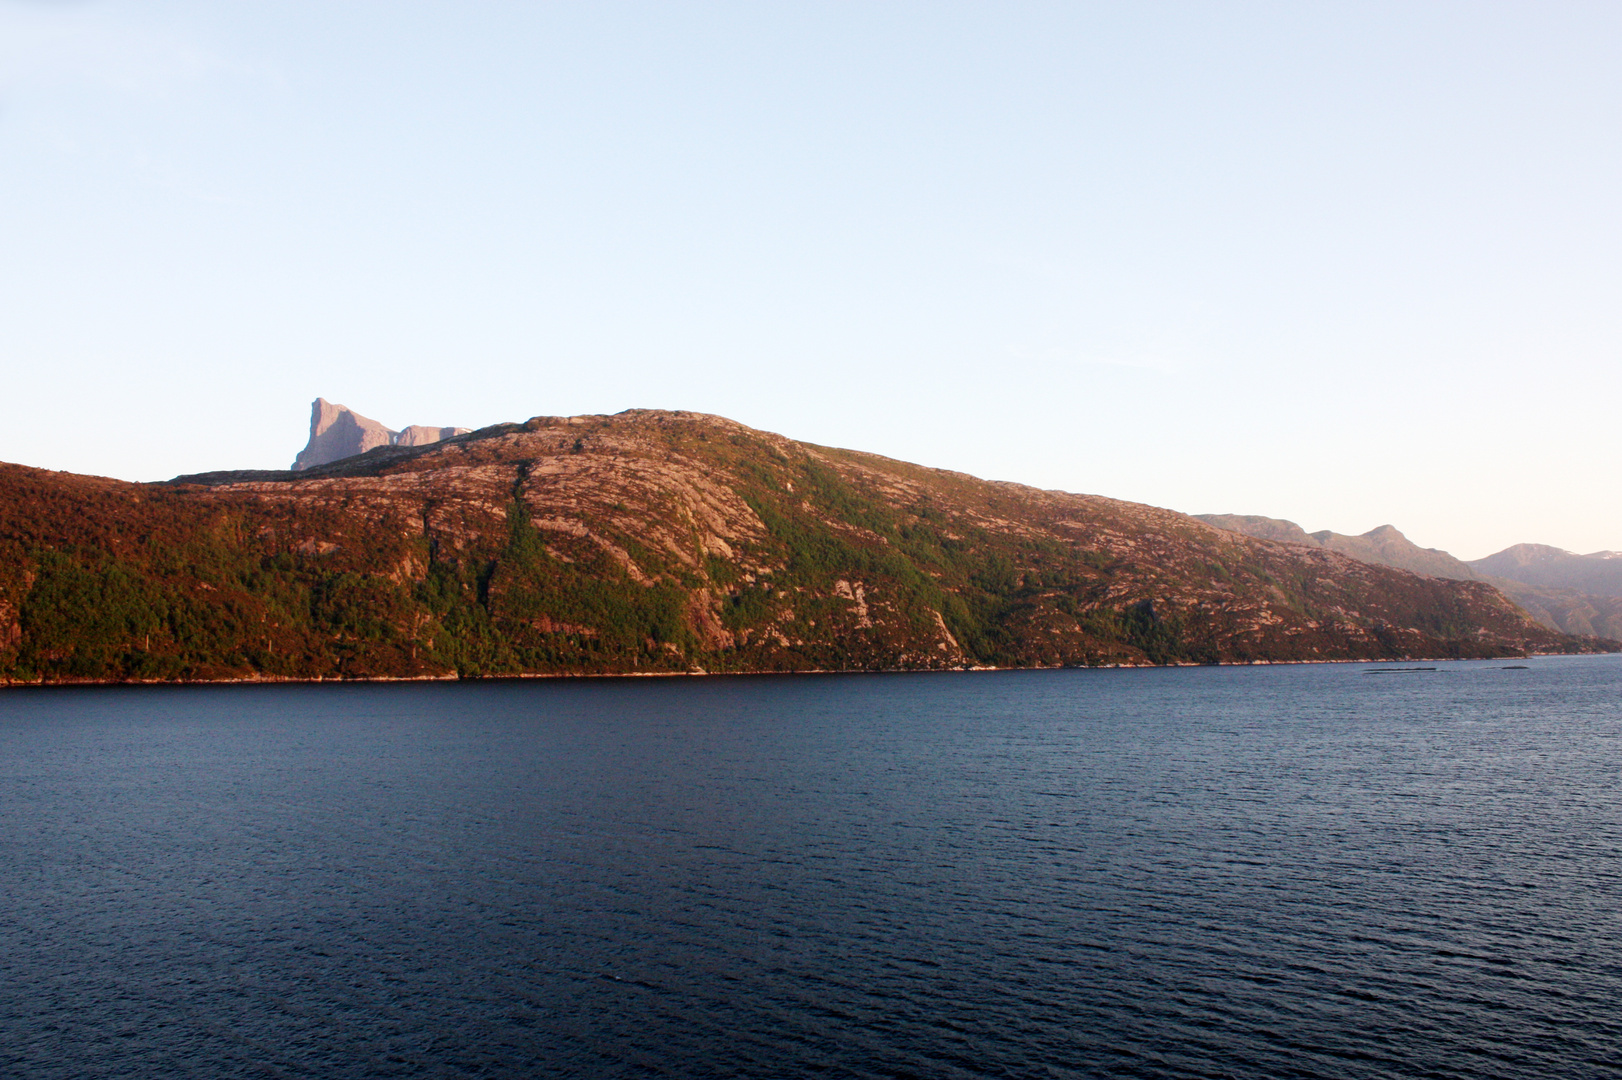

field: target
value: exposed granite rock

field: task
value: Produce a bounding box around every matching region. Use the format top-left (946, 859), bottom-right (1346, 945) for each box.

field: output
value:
top-left (291, 399), bottom-right (470, 470)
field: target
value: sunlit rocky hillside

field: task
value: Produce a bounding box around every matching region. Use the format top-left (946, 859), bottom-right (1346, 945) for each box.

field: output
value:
top-left (0, 409), bottom-right (1602, 684)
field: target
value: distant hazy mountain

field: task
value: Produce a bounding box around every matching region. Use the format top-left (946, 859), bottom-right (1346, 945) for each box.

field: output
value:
top-left (291, 398), bottom-right (470, 471)
top-left (1198, 514), bottom-right (1622, 639)
top-left (1193, 514), bottom-right (1319, 547)
top-left (1195, 516), bottom-right (1478, 580)
top-left (1469, 544), bottom-right (1622, 597)
top-left (1465, 545), bottom-right (1622, 638)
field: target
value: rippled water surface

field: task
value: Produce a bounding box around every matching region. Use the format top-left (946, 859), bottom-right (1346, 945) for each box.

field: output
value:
top-left (3, 657), bottom-right (1621, 1078)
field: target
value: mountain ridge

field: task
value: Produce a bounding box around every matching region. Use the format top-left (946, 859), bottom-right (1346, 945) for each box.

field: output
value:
top-left (1197, 514), bottom-right (1622, 639)
top-left (1194, 515), bottom-right (1479, 580)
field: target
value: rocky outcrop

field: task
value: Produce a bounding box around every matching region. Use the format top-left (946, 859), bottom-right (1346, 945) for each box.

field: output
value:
top-left (291, 399), bottom-right (470, 470)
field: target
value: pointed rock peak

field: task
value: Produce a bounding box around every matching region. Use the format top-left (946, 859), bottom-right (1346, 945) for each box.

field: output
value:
top-left (309, 397), bottom-right (353, 437)
top-left (291, 399), bottom-right (471, 471)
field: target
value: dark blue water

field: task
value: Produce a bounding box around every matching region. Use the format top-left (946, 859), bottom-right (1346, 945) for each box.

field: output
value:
top-left (2, 657), bottom-right (1620, 1078)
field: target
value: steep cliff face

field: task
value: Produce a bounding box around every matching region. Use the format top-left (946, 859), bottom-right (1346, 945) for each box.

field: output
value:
top-left (291, 399), bottom-right (470, 470)
top-left (0, 409), bottom-right (1603, 685)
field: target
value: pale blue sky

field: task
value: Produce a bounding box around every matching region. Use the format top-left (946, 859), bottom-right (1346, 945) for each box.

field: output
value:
top-left (2, 1), bottom-right (1619, 559)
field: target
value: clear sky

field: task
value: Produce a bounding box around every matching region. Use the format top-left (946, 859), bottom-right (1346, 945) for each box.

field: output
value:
top-left (2, 1), bottom-right (1619, 560)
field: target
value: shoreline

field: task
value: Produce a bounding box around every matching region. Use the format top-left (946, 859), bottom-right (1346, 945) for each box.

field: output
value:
top-left (0, 649), bottom-right (1607, 691)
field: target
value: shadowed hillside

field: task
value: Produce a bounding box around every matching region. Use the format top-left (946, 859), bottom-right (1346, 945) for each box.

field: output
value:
top-left (1469, 545), bottom-right (1622, 639)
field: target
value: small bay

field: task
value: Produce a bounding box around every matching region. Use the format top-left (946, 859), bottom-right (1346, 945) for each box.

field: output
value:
top-left (2, 657), bottom-right (1620, 1078)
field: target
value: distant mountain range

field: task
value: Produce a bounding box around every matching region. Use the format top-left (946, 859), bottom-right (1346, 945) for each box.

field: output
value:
top-left (1195, 516), bottom-right (1477, 580)
top-left (1196, 515), bottom-right (1622, 640)
top-left (0, 407), bottom-right (1598, 686)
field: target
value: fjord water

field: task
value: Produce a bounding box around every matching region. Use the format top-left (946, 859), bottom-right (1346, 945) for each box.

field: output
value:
top-left (3, 660), bottom-right (1620, 1079)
